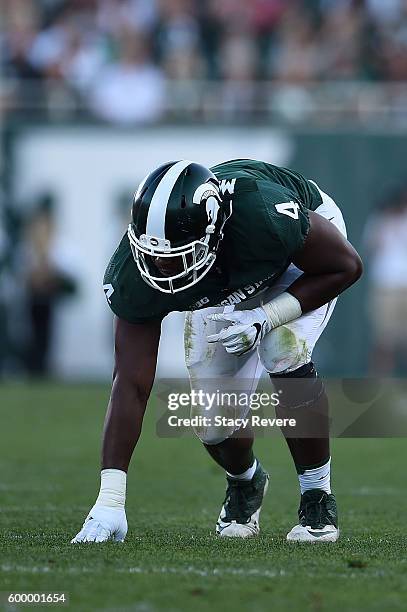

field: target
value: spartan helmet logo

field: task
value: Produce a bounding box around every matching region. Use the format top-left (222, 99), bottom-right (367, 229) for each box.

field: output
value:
top-left (205, 196), bottom-right (220, 231)
top-left (193, 182), bottom-right (221, 234)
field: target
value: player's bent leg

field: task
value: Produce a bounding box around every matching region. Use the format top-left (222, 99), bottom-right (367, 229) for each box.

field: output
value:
top-left (185, 306), bottom-right (269, 538)
top-left (192, 409), bottom-right (269, 538)
top-left (267, 362), bottom-right (339, 542)
top-left (191, 391), bottom-right (270, 538)
top-left (185, 306), bottom-right (263, 445)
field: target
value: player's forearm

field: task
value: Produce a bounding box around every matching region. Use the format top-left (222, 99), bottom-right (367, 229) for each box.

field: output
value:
top-left (287, 210), bottom-right (363, 313)
top-left (101, 374), bottom-right (150, 472)
top-left (287, 261), bottom-right (362, 314)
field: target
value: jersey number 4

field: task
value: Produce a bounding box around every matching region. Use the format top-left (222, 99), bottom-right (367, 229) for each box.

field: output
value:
top-left (275, 201), bottom-right (300, 220)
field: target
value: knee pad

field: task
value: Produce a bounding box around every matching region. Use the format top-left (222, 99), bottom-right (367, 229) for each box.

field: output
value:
top-left (258, 325), bottom-right (310, 374)
top-left (269, 362), bottom-right (324, 410)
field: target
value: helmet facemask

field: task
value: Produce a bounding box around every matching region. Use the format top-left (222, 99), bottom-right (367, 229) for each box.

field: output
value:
top-left (127, 227), bottom-right (216, 293)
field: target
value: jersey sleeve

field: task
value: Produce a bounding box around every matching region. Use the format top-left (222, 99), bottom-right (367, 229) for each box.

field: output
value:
top-left (103, 234), bottom-right (170, 324)
top-left (257, 180), bottom-right (310, 257)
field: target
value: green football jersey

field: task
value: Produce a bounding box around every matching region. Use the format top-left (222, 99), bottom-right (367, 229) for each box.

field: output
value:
top-left (103, 159), bottom-right (323, 323)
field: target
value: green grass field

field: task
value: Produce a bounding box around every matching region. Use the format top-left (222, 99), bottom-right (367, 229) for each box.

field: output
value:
top-left (1, 383), bottom-right (406, 612)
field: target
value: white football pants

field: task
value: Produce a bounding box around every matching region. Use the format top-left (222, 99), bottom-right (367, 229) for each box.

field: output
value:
top-left (184, 182), bottom-right (347, 444)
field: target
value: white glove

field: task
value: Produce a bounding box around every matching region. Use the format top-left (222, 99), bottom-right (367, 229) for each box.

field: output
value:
top-left (207, 307), bottom-right (271, 356)
top-left (71, 504), bottom-right (128, 543)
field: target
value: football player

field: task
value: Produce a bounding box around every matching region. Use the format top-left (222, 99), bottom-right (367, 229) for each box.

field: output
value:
top-left (71, 159), bottom-right (362, 544)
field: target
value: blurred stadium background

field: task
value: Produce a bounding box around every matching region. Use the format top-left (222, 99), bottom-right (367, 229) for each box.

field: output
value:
top-left (1, 0), bottom-right (407, 380)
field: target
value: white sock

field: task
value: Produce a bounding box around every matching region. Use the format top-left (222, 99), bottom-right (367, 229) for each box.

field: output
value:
top-left (95, 469), bottom-right (127, 508)
top-left (227, 459), bottom-right (257, 481)
top-left (298, 458), bottom-right (331, 494)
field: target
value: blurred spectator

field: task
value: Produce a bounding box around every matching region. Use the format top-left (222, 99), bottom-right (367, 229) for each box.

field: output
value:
top-left (154, 0), bottom-right (205, 117)
top-left (23, 194), bottom-right (77, 376)
top-left (96, 0), bottom-right (158, 35)
top-left (217, 33), bottom-right (257, 119)
top-left (27, 5), bottom-right (75, 78)
top-left (363, 187), bottom-right (407, 376)
top-left (155, 0), bottom-right (201, 59)
top-left (0, 204), bottom-right (9, 376)
top-left (0, 193), bottom-right (26, 376)
top-left (89, 29), bottom-right (166, 124)
top-left (272, 9), bottom-right (321, 82)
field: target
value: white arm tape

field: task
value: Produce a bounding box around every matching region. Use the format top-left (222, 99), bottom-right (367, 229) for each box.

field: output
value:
top-left (261, 292), bottom-right (302, 329)
top-left (95, 469), bottom-right (127, 508)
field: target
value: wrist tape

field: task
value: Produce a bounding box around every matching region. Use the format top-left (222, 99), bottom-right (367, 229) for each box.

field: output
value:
top-left (95, 469), bottom-right (127, 508)
top-left (261, 292), bottom-right (302, 329)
